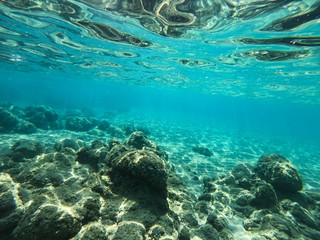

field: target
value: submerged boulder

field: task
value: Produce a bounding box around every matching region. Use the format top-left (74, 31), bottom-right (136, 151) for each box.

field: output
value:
top-left (12, 205), bottom-right (81, 240)
top-left (0, 107), bottom-right (19, 132)
top-left (54, 138), bottom-right (85, 151)
top-left (124, 131), bottom-right (168, 160)
top-left (112, 150), bottom-right (168, 192)
top-left (192, 146), bottom-right (213, 157)
top-left (15, 120), bottom-right (37, 134)
top-left (11, 139), bottom-right (44, 160)
top-left (65, 116), bottom-right (94, 132)
top-left (24, 105), bottom-right (59, 130)
top-left (256, 154), bottom-right (303, 193)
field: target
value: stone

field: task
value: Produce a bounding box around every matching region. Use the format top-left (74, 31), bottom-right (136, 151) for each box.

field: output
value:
top-left (12, 205), bottom-right (81, 240)
top-left (178, 227), bottom-right (191, 240)
top-left (124, 131), bottom-right (155, 150)
top-left (251, 183), bottom-right (278, 209)
top-left (192, 146), bottom-right (213, 157)
top-left (97, 120), bottom-right (110, 131)
top-left (15, 120), bottom-right (37, 134)
top-left (81, 226), bottom-right (108, 240)
top-left (80, 198), bottom-right (101, 224)
top-left (260, 213), bottom-right (301, 238)
top-left (195, 224), bottom-right (219, 240)
top-left (113, 221), bottom-right (146, 240)
top-left (288, 202), bottom-right (319, 229)
top-left (124, 131), bottom-right (168, 160)
top-left (256, 154), bottom-right (303, 193)
top-left (107, 138), bottom-right (121, 151)
top-left (147, 225), bottom-right (165, 239)
top-left (76, 147), bottom-right (99, 167)
top-left (0, 107), bottom-right (19, 132)
top-left (91, 139), bottom-right (106, 149)
top-left (76, 143), bottom-right (108, 169)
top-left (207, 211), bottom-right (229, 232)
top-left (65, 116), bottom-right (94, 132)
top-left (112, 149), bottom-right (168, 192)
top-left (231, 163), bottom-right (254, 180)
top-left (24, 105), bottom-right (59, 130)
top-left (54, 138), bottom-right (85, 151)
top-left (11, 139), bottom-right (44, 160)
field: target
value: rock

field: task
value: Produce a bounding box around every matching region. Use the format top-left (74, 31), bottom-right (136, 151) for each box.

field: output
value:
top-left (80, 198), bottom-right (101, 224)
top-left (218, 229), bottom-right (235, 240)
top-left (192, 146), bottom-right (213, 157)
top-left (231, 163), bottom-right (254, 180)
top-left (105, 144), bottom-right (130, 166)
top-left (54, 138), bottom-right (85, 151)
top-left (81, 226), bottom-right (108, 240)
top-left (0, 107), bottom-right (19, 132)
top-left (12, 205), bottom-right (81, 240)
top-left (251, 183), bottom-right (278, 209)
top-left (195, 224), bottom-right (219, 240)
top-left (206, 211), bottom-right (228, 232)
top-left (15, 120), bottom-right (37, 134)
top-left (198, 193), bottom-right (212, 201)
top-left (91, 140), bottom-right (106, 149)
top-left (235, 191), bottom-right (254, 207)
top-left (182, 212), bottom-right (198, 227)
top-left (124, 131), bottom-right (168, 160)
top-left (256, 154), bottom-right (303, 193)
top-left (107, 138), bottom-right (120, 151)
top-left (65, 116), bottom-right (94, 132)
top-left (105, 125), bottom-right (125, 138)
top-left (0, 184), bottom-right (23, 238)
top-left (97, 120), bottom-right (110, 131)
top-left (27, 168), bottom-right (64, 187)
top-left (11, 139), bottom-right (44, 160)
top-left (178, 227), bottom-right (191, 240)
top-left (287, 202), bottom-right (320, 229)
top-left (113, 221), bottom-right (146, 240)
top-left (0, 189), bottom-right (17, 218)
top-left (124, 131), bottom-right (156, 150)
top-left (147, 225), bottom-right (165, 239)
top-left (122, 124), bottom-right (151, 136)
top-left (24, 105), bottom-right (59, 130)
top-left (76, 147), bottom-right (99, 167)
top-left (112, 149), bottom-right (168, 192)
top-left (260, 213), bottom-right (301, 238)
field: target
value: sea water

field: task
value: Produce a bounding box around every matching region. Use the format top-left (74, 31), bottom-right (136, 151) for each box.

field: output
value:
top-left (0, 0), bottom-right (320, 239)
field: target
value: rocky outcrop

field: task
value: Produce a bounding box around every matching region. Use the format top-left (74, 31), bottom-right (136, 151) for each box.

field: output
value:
top-left (256, 154), bottom-right (303, 193)
top-left (24, 105), bottom-right (60, 130)
top-left (65, 116), bottom-right (94, 132)
top-left (11, 139), bottom-right (44, 161)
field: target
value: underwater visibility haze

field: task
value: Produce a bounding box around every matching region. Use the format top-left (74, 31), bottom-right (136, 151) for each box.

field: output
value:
top-left (0, 0), bottom-right (320, 239)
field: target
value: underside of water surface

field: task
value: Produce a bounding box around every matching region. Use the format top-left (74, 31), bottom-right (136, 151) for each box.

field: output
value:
top-left (0, 1), bottom-right (320, 240)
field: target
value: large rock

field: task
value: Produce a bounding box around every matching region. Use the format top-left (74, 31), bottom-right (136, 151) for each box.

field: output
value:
top-left (24, 105), bottom-right (59, 130)
top-left (0, 107), bottom-right (19, 132)
top-left (256, 154), bottom-right (303, 193)
top-left (11, 139), bottom-right (45, 160)
top-left (112, 150), bottom-right (168, 192)
top-left (15, 120), bottom-right (37, 134)
top-left (251, 183), bottom-right (278, 209)
top-left (54, 138), bottom-right (85, 151)
top-left (192, 146), bottom-right (213, 157)
top-left (124, 131), bottom-right (168, 160)
top-left (12, 205), bottom-right (81, 240)
top-left (65, 116), bottom-right (94, 132)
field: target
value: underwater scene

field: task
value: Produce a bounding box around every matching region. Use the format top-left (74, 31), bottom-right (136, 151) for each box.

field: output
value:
top-left (1, 0), bottom-right (320, 239)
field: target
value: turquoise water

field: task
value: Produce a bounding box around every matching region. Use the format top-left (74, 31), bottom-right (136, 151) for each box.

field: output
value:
top-left (1, 0), bottom-right (320, 187)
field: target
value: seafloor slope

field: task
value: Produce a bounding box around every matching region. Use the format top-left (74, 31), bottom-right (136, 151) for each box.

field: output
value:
top-left (0, 104), bottom-right (320, 240)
